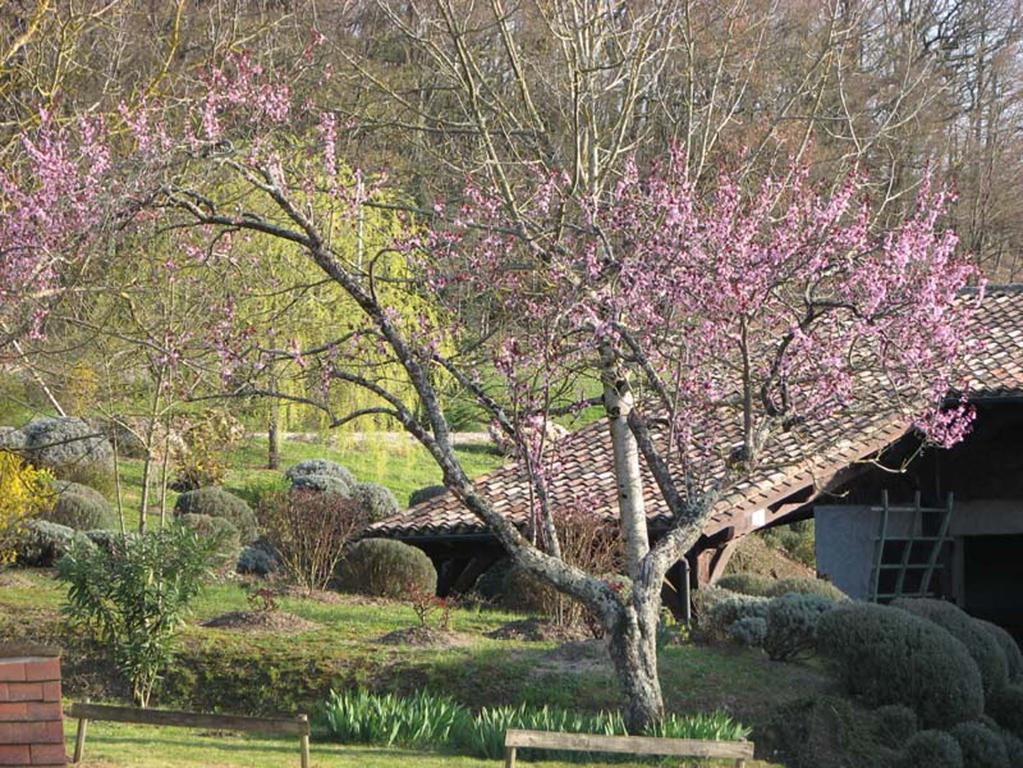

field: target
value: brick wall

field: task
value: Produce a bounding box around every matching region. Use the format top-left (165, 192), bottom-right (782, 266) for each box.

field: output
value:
top-left (0, 650), bottom-right (66, 767)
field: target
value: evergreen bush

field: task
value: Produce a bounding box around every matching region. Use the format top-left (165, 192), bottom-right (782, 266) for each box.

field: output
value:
top-left (14, 519), bottom-right (85, 566)
top-left (875, 704), bottom-right (918, 748)
top-left (338, 538), bottom-right (437, 599)
top-left (173, 487), bottom-right (258, 544)
top-left (727, 616), bottom-right (767, 647)
top-left (705, 592), bottom-right (770, 641)
top-left (408, 485), bottom-right (447, 508)
top-left (976, 619), bottom-right (1023, 683)
top-left (44, 481), bottom-right (109, 530)
top-left (898, 730), bottom-right (964, 768)
top-left (176, 514), bottom-right (242, 571)
top-left (988, 685), bottom-right (1023, 739)
top-left (285, 459), bottom-right (355, 489)
top-left (352, 482), bottom-right (400, 523)
top-left (764, 577), bottom-right (846, 601)
top-left (290, 473), bottom-right (352, 497)
top-left (716, 572), bottom-right (773, 597)
top-left (764, 593), bottom-right (835, 661)
top-left (951, 721), bottom-right (1009, 768)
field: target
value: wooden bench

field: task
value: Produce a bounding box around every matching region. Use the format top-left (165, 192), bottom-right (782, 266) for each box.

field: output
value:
top-left (503, 728), bottom-right (755, 767)
top-left (65, 701), bottom-right (312, 767)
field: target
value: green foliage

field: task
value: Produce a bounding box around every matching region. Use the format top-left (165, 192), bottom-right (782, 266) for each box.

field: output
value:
top-left (988, 685), bottom-right (1023, 739)
top-left (173, 487), bottom-right (258, 544)
top-left (704, 591), bottom-right (770, 641)
top-left (1003, 730), bottom-right (1023, 768)
top-left (716, 572), bottom-right (773, 597)
top-left (176, 514), bottom-right (242, 571)
top-left (764, 577), bottom-right (846, 601)
top-left (84, 528), bottom-right (137, 553)
top-left (408, 485), bottom-right (447, 508)
top-left (816, 602), bottom-right (984, 727)
top-left (352, 482), bottom-right (400, 523)
top-left (43, 481), bottom-right (110, 529)
top-left (892, 598), bottom-right (1009, 696)
top-left (760, 519), bottom-right (816, 567)
top-left (14, 519), bottom-right (82, 566)
top-left (976, 619), bottom-right (1023, 683)
top-left (0, 450), bottom-right (55, 563)
top-left (286, 459), bottom-right (356, 489)
top-left (764, 593), bottom-right (835, 661)
top-left (875, 705), bottom-right (918, 749)
top-left (237, 545), bottom-right (279, 576)
top-left (898, 730), bottom-right (964, 768)
top-left (727, 616), bottom-right (767, 647)
top-left (339, 538), bottom-right (437, 599)
top-left (321, 689), bottom-right (750, 761)
top-left (951, 721), bottom-right (1009, 768)
top-left (291, 473), bottom-right (353, 497)
top-left (56, 524), bottom-right (221, 707)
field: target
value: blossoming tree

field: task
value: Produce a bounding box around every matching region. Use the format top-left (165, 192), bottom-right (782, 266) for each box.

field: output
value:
top-left (0, 56), bottom-right (982, 729)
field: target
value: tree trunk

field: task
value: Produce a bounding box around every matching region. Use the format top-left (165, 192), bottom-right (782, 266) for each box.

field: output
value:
top-left (607, 599), bottom-right (664, 733)
top-left (267, 404), bottom-right (280, 470)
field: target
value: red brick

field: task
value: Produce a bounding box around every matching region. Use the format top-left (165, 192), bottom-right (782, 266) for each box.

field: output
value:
top-left (0, 703), bottom-right (27, 721)
top-left (0, 744), bottom-right (30, 766)
top-left (30, 743), bottom-right (67, 765)
top-left (40, 683), bottom-right (60, 703)
top-left (25, 703), bottom-right (62, 722)
top-left (0, 664), bottom-right (25, 684)
top-left (0, 720), bottom-right (63, 745)
top-left (23, 660), bottom-right (60, 684)
top-left (2, 683), bottom-right (43, 703)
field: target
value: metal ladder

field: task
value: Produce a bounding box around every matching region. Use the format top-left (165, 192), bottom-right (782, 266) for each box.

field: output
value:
top-left (869, 490), bottom-right (955, 603)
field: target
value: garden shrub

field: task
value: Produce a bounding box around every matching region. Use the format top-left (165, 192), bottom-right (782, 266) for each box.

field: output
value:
top-left (898, 730), bottom-right (964, 768)
top-left (173, 487), bottom-right (258, 544)
top-left (57, 523), bottom-right (222, 707)
top-left (1003, 731), bottom-right (1023, 768)
top-left (19, 417), bottom-right (114, 491)
top-left (988, 685), bottom-right (1023, 739)
top-left (705, 592), bottom-right (770, 641)
top-left (285, 459), bottom-right (355, 489)
top-left (473, 558), bottom-right (513, 601)
top-left (338, 538), bottom-right (437, 599)
top-left (875, 704), bottom-right (918, 748)
top-left (44, 481), bottom-right (109, 530)
top-left (816, 602), bottom-right (984, 727)
top-left (976, 619), bottom-right (1023, 683)
top-left (14, 519), bottom-right (83, 566)
top-left (170, 410), bottom-right (244, 491)
top-left (408, 484), bottom-right (446, 507)
top-left (760, 519), bottom-right (816, 568)
top-left (727, 616), bottom-right (767, 647)
top-left (84, 529), bottom-right (137, 554)
top-left (764, 593), bottom-right (835, 661)
top-left (716, 572), bottom-right (773, 597)
top-left (290, 473), bottom-right (352, 497)
top-left (351, 482), bottom-right (400, 523)
top-left (892, 597), bottom-right (1009, 696)
top-left (236, 545), bottom-right (279, 576)
top-left (258, 489), bottom-right (368, 589)
top-left (764, 577), bottom-right (846, 601)
top-left (952, 721), bottom-right (1009, 768)
top-left (0, 450), bottom-right (55, 563)
top-left (176, 514), bottom-right (241, 571)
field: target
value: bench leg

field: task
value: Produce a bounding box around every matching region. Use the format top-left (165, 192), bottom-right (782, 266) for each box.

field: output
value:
top-left (504, 745), bottom-right (516, 768)
top-left (298, 714), bottom-right (310, 768)
top-left (72, 717), bottom-right (88, 763)
top-left (735, 760), bottom-right (746, 768)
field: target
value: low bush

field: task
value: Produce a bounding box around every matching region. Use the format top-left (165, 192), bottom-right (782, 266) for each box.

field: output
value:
top-left (84, 529), bottom-right (136, 554)
top-left (0, 450), bottom-right (55, 563)
top-left (290, 473), bottom-right (352, 497)
top-left (892, 598), bottom-right (1009, 696)
top-left (14, 519), bottom-right (82, 566)
top-left (44, 481), bottom-right (109, 530)
top-left (704, 592), bottom-right (770, 642)
top-left (875, 704), bottom-right (918, 748)
top-left (19, 417), bottom-right (114, 492)
top-left (816, 602), bottom-right (984, 727)
top-left (285, 459), bottom-right (355, 489)
top-left (952, 721), bottom-right (1009, 768)
top-left (173, 487), bottom-right (258, 544)
top-left (258, 489), bottom-right (368, 590)
top-left (338, 538), bottom-right (437, 599)
top-left (716, 572), bottom-right (773, 597)
top-left (1003, 731), bottom-right (1023, 768)
top-left (408, 485), bottom-right (446, 508)
top-left (765, 577), bottom-right (846, 601)
top-left (57, 523), bottom-right (222, 707)
top-left (236, 545), bottom-right (279, 576)
top-left (988, 685), bottom-right (1023, 739)
top-left (352, 482), bottom-right (400, 523)
top-left (764, 593), bottom-right (835, 661)
top-left (170, 410), bottom-right (243, 491)
top-left (898, 730), bottom-right (964, 768)
top-left (176, 514), bottom-right (241, 571)
top-left (976, 619), bottom-right (1023, 683)
top-left (727, 616), bottom-right (767, 647)
top-left (760, 519), bottom-right (816, 568)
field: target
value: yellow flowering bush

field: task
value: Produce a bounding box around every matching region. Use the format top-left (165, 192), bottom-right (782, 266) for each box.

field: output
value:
top-left (0, 451), bottom-right (55, 564)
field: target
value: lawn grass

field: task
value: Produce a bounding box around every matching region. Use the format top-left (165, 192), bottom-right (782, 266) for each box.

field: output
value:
top-left (66, 721), bottom-right (783, 767)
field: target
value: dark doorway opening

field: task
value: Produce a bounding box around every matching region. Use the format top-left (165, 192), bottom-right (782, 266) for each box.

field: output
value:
top-left (963, 534), bottom-right (1023, 639)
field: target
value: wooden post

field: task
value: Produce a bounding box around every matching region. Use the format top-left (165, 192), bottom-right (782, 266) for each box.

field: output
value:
top-left (736, 760), bottom-right (746, 768)
top-left (73, 697), bottom-right (90, 763)
top-left (504, 744), bottom-right (517, 768)
top-left (298, 714), bottom-right (310, 768)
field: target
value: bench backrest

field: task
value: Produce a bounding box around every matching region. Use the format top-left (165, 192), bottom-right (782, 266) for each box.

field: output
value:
top-left (504, 729), bottom-right (755, 759)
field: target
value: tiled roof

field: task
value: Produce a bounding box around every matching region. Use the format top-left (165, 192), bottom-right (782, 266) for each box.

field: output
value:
top-left (371, 287), bottom-right (1023, 541)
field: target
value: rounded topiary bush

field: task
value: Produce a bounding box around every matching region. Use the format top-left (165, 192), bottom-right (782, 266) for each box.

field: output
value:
top-left (764, 593), bottom-right (836, 661)
top-left (1002, 731), bottom-right (1023, 768)
top-left (351, 482), bottom-right (400, 523)
top-left (898, 730), bottom-right (964, 768)
top-left (236, 545), bottom-right (279, 576)
top-left (15, 520), bottom-right (89, 566)
top-left (177, 514), bottom-right (241, 570)
top-left (728, 616), bottom-right (767, 647)
top-left (892, 597), bottom-right (1009, 696)
top-left (289, 473), bottom-right (352, 498)
top-left (338, 538), bottom-right (437, 599)
top-left (473, 557), bottom-right (513, 601)
top-left (83, 529), bottom-right (137, 554)
top-left (951, 721), bottom-right (1009, 768)
top-left (173, 487), bottom-right (257, 544)
top-left (976, 619), bottom-right (1023, 683)
top-left (285, 459), bottom-right (355, 489)
top-left (875, 704), bottom-right (918, 749)
top-left (817, 602), bottom-right (984, 728)
top-left (717, 572), bottom-right (773, 597)
top-left (988, 685), bottom-right (1023, 739)
top-left (44, 481), bottom-right (110, 529)
top-left (765, 577), bottom-right (846, 601)
top-left (20, 417), bottom-right (114, 491)
top-left (704, 592), bottom-right (770, 641)
top-left (408, 485), bottom-right (446, 508)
